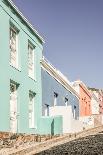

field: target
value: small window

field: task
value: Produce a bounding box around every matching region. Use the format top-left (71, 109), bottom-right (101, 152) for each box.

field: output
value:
top-left (45, 104), bottom-right (49, 116)
top-left (73, 105), bottom-right (76, 119)
top-left (74, 105), bottom-right (76, 109)
top-left (65, 97), bottom-right (68, 106)
top-left (28, 43), bottom-right (35, 79)
top-left (54, 92), bottom-right (58, 106)
top-left (10, 27), bottom-right (18, 68)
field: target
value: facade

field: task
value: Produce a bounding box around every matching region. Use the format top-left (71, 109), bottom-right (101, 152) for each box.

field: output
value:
top-left (72, 81), bottom-right (93, 129)
top-left (89, 90), bottom-right (99, 115)
top-left (41, 58), bottom-right (83, 133)
top-left (0, 0), bottom-right (44, 134)
top-left (72, 80), bottom-right (92, 117)
top-left (89, 88), bottom-right (103, 115)
top-left (88, 88), bottom-right (103, 126)
top-left (0, 0), bottom-right (63, 135)
top-left (98, 90), bottom-right (103, 114)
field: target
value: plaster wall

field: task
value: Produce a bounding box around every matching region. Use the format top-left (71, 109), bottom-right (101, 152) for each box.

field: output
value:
top-left (91, 98), bottom-right (99, 115)
top-left (42, 69), bottom-right (79, 120)
top-left (49, 106), bottom-right (83, 133)
top-left (0, 0), bottom-right (43, 134)
top-left (79, 116), bottom-right (94, 129)
top-left (79, 85), bottom-right (91, 116)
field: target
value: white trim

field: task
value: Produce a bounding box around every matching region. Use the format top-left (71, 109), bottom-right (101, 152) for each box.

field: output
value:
top-left (65, 97), bottom-right (68, 106)
top-left (41, 58), bottom-right (80, 99)
top-left (29, 91), bottom-right (35, 129)
top-left (5, 0), bottom-right (44, 43)
top-left (54, 96), bottom-right (57, 106)
top-left (10, 82), bottom-right (18, 133)
top-left (10, 26), bottom-right (19, 69)
top-left (28, 43), bottom-right (35, 79)
top-left (45, 104), bottom-right (49, 116)
top-left (72, 80), bottom-right (92, 98)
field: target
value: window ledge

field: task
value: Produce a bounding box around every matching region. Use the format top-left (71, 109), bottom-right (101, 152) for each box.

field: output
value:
top-left (28, 75), bottom-right (36, 82)
top-left (10, 63), bottom-right (21, 72)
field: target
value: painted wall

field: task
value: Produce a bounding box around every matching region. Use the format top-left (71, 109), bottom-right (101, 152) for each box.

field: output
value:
top-left (79, 85), bottom-right (91, 116)
top-left (42, 69), bottom-right (79, 120)
top-left (72, 81), bottom-right (92, 117)
top-left (49, 106), bottom-right (83, 133)
top-left (91, 98), bottom-right (99, 115)
top-left (91, 91), bottom-right (100, 115)
top-left (38, 116), bottom-right (63, 135)
top-left (79, 116), bottom-right (94, 129)
top-left (98, 91), bottom-right (103, 114)
top-left (90, 90), bottom-right (103, 115)
top-left (0, 0), bottom-right (43, 134)
top-left (90, 91), bottom-right (99, 115)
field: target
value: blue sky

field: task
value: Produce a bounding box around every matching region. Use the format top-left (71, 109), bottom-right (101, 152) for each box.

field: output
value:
top-left (12, 0), bottom-right (103, 88)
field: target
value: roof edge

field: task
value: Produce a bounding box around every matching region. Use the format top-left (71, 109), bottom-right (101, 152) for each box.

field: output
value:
top-left (5, 0), bottom-right (45, 43)
top-left (41, 57), bottom-right (80, 99)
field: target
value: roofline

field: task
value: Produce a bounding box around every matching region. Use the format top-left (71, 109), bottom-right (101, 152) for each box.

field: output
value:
top-left (5, 0), bottom-right (45, 43)
top-left (88, 87), bottom-right (99, 92)
top-left (41, 57), bottom-right (80, 99)
top-left (89, 87), bottom-right (103, 94)
top-left (72, 80), bottom-right (92, 98)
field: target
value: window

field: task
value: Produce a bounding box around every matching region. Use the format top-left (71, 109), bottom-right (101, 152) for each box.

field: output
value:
top-left (28, 43), bottom-right (34, 79)
top-left (73, 105), bottom-right (76, 119)
top-left (45, 104), bottom-right (49, 116)
top-left (65, 97), bottom-right (68, 106)
top-left (10, 27), bottom-right (18, 68)
top-left (29, 91), bottom-right (35, 128)
top-left (10, 82), bottom-right (18, 132)
top-left (54, 92), bottom-right (58, 106)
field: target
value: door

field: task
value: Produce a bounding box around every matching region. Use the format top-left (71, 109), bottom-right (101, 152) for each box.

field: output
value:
top-left (29, 92), bottom-right (34, 128)
top-left (10, 83), bottom-right (17, 133)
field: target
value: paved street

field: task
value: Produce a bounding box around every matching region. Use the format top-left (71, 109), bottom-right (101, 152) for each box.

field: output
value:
top-left (37, 132), bottom-right (103, 155)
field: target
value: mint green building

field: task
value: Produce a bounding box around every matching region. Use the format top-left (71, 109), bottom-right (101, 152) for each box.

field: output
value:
top-left (0, 0), bottom-right (62, 135)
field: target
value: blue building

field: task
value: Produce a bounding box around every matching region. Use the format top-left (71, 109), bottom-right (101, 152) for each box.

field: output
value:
top-left (41, 58), bottom-right (82, 133)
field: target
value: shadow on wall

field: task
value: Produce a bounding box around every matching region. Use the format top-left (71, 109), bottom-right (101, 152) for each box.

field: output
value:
top-left (51, 119), bottom-right (54, 135)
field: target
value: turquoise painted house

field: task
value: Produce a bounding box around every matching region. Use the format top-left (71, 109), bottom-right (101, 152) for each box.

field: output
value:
top-left (0, 0), bottom-right (63, 135)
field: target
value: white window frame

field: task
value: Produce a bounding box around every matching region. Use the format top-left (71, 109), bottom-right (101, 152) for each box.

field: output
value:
top-left (29, 91), bottom-right (35, 128)
top-left (10, 26), bottom-right (18, 69)
top-left (45, 104), bottom-right (49, 116)
top-left (74, 105), bottom-right (76, 119)
top-left (10, 82), bottom-right (18, 133)
top-left (28, 43), bottom-right (35, 79)
top-left (54, 92), bottom-right (58, 106)
top-left (65, 97), bottom-right (68, 106)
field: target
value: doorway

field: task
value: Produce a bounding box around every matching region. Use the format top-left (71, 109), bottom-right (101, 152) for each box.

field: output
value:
top-left (10, 82), bottom-right (18, 133)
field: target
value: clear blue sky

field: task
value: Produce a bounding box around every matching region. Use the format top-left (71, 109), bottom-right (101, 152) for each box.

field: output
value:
top-left (12, 0), bottom-right (103, 89)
